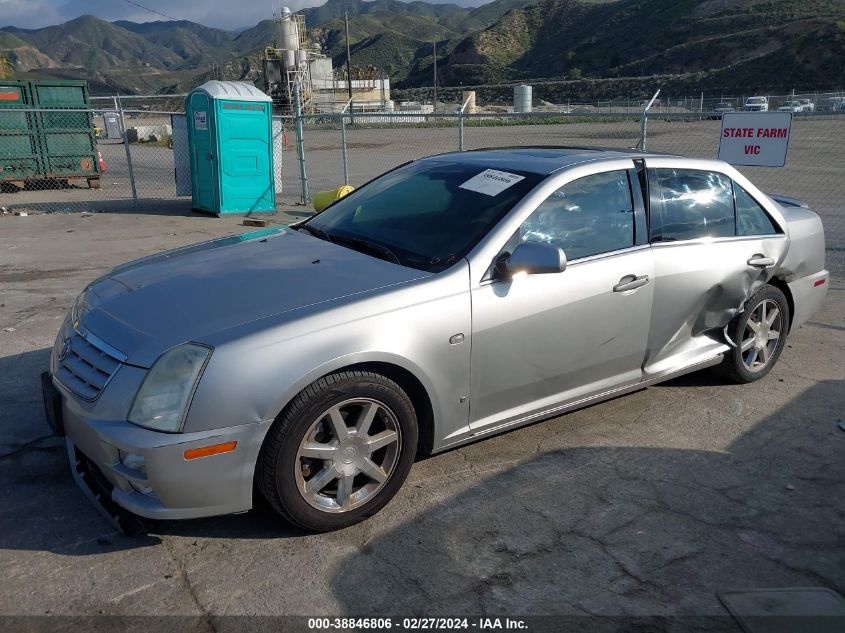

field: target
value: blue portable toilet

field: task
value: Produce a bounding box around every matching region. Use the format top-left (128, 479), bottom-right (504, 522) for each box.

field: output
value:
top-left (186, 81), bottom-right (275, 215)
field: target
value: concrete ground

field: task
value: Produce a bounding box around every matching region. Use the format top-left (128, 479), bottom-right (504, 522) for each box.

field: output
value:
top-left (0, 210), bottom-right (843, 629)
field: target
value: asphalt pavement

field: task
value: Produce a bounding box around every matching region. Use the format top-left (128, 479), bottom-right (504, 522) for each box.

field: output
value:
top-left (0, 211), bottom-right (843, 631)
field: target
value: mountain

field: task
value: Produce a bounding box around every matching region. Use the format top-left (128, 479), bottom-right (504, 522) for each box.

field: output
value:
top-left (425, 0), bottom-right (845, 89)
top-left (0, 1), bottom-right (534, 90)
top-left (1, 0), bottom-right (843, 98)
top-left (0, 31), bottom-right (60, 72)
top-left (3, 15), bottom-right (185, 70)
top-left (113, 20), bottom-right (233, 61)
top-left (302, 0), bottom-right (545, 83)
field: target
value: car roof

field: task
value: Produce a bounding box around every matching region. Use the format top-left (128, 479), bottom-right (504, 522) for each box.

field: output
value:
top-left (419, 146), bottom-right (672, 176)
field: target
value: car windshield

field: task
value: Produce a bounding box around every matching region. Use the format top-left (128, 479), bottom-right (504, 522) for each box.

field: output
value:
top-left (748, 98), bottom-right (766, 103)
top-left (300, 159), bottom-right (543, 273)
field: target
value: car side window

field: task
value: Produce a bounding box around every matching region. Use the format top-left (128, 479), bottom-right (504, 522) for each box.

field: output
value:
top-left (517, 170), bottom-right (635, 260)
top-left (735, 184), bottom-right (780, 236)
top-left (651, 168), bottom-right (735, 241)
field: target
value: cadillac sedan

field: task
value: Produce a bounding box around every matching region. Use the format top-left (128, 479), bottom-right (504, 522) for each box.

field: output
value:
top-left (42, 148), bottom-right (829, 532)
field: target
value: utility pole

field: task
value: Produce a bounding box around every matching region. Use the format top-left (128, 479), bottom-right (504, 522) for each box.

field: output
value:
top-left (344, 12), bottom-right (353, 102)
top-left (432, 40), bottom-right (437, 113)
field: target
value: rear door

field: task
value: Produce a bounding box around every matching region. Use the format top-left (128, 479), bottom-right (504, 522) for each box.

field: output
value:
top-left (642, 158), bottom-right (787, 377)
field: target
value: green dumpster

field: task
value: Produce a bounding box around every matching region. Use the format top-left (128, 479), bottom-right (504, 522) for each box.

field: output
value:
top-left (0, 80), bottom-right (42, 185)
top-left (186, 81), bottom-right (275, 215)
top-left (30, 80), bottom-right (100, 187)
top-left (0, 79), bottom-right (99, 188)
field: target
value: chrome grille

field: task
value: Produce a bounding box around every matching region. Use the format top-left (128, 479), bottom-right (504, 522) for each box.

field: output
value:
top-left (56, 332), bottom-right (123, 401)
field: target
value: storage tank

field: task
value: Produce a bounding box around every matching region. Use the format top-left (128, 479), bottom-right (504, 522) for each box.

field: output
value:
top-left (514, 85), bottom-right (532, 113)
top-left (279, 8), bottom-right (298, 50)
top-left (279, 7), bottom-right (300, 69)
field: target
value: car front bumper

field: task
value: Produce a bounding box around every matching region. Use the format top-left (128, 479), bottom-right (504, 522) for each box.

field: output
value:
top-left (45, 373), bottom-right (273, 525)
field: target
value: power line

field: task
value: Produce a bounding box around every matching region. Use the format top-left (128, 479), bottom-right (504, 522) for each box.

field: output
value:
top-left (118, 0), bottom-right (181, 21)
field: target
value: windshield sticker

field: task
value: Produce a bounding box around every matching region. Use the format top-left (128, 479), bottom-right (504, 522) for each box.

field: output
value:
top-left (459, 169), bottom-right (525, 196)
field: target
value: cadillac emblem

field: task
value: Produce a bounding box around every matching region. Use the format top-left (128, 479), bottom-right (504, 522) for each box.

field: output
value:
top-left (58, 338), bottom-right (71, 362)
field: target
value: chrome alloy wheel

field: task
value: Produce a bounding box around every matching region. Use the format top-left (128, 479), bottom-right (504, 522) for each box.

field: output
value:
top-left (740, 298), bottom-right (783, 372)
top-left (295, 398), bottom-right (402, 513)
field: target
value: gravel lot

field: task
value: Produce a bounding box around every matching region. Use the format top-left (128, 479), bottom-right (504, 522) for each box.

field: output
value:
top-left (1, 206), bottom-right (843, 629)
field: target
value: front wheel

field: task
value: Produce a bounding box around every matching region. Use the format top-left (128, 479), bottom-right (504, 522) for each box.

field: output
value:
top-left (257, 370), bottom-right (418, 532)
top-left (718, 285), bottom-right (790, 383)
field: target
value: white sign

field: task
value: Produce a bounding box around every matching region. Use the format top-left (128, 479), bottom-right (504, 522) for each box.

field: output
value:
top-left (718, 112), bottom-right (792, 167)
top-left (193, 110), bottom-right (208, 131)
top-left (459, 169), bottom-right (525, 196)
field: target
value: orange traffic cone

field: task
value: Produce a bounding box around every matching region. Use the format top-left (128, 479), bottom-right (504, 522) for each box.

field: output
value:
top-left (97, 149), bottom-right (107, 172)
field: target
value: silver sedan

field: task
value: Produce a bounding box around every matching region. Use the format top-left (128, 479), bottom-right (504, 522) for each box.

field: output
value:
top-left (42, 148), bottom-right (829, 532)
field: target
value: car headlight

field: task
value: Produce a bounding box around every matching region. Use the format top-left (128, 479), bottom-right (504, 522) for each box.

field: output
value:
top-left (127, 343), bottom-right (212, 433)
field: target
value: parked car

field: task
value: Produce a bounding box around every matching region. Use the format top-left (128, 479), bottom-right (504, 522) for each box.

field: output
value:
top-left (42, 148), bottom-right (829, 532)
top-left (778, 99), bottom-right (814, 113)
top-left (711, 102), bottom-right (735, 119)
top-left (820, 97), bottom-right (845, 111)
top-left (743, 96), bottom-right (769, 111)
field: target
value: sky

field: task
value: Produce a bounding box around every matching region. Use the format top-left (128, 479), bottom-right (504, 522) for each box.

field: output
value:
top-left (0, 0), bottom-right (485, 30)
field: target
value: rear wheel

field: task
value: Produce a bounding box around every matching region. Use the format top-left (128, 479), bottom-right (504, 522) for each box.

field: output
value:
top-left (257, 370), bottom-right (417, 532)
top-left (718, 285), bottom-right (789, 383)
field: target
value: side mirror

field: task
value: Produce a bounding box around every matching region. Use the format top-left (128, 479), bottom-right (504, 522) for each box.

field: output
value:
top-left (500, 242), bottom-right (567, 277)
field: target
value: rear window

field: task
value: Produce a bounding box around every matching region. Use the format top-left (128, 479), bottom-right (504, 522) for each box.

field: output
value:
top-left (735, 185), bottom-right (779, 236)
top-left (650, 168), bottom-right (735, 241)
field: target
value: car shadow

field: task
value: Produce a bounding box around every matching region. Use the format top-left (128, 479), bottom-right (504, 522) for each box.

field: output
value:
top-left (327, 379), bottom-right (845, 618)
top-left (2, 338), bottom-right (843, 619)
top-left (4, 196), bottom-right (314, 220)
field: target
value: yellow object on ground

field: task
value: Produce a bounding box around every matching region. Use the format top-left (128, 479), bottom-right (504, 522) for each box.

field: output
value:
top-left (313, 185), bottom-right (355, 212)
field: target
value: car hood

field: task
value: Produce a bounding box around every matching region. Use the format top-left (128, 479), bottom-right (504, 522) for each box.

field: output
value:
top-left (79, 228), bottom-right (430, 367)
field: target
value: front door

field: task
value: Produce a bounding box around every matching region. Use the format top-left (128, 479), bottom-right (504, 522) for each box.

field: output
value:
top-left (190, 93), bottom-right (216, 211)
top-left (469, 167), bottom-right (654, 432)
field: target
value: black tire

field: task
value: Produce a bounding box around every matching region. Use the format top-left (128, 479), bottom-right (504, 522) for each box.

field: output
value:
top-left (717, 285), bottom-right (790, 383)
top-left (257, 370), bottom-right (418, 532)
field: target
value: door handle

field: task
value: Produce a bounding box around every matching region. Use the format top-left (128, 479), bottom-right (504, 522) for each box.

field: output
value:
top-left (613, 274), bottom-right (650, 293)
top-left (747, 254), bottom-right (775, 268)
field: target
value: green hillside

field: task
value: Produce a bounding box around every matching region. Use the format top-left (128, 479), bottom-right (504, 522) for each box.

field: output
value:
top-left (3, 15), bottom-right (185, 69)
top-left (422, 0), bottom-right (845, 89)
top-left (0, 31), bottom-right (60, 72)
top-left (2, 0), bottom-right (842, 98)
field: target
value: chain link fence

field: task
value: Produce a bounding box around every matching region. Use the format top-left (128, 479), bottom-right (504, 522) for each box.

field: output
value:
top-left (292, 110), bottom-right (843, 275)
top-left (2, 101), bottom-right (842, 274)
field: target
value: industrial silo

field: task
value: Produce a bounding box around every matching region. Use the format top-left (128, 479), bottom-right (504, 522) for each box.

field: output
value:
top-left (514, 85), bottom-right (533, 113)
top-left (279, 7), bottom-right (299, 69)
